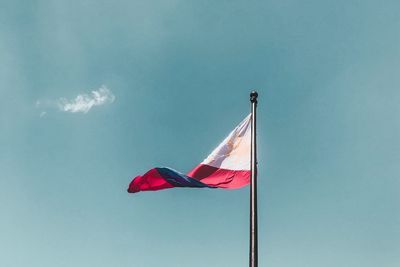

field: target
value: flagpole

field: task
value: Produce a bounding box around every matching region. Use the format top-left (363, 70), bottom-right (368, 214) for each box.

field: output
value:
top-left (249, 91), bottom-right (258, 267)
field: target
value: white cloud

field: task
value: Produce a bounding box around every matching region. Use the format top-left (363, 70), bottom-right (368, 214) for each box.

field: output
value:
top-left (36, 86), bottom-right (115, 115)
top-left (58, 86), bottom-right (115, 113)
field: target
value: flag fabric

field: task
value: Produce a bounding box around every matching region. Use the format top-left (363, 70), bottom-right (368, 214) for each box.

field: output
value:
top-left (127, 114), bottom-right (251, 193)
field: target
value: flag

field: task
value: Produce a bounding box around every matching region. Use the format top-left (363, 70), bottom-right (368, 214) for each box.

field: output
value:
top-left (127, 114), bottom-right (251, 193)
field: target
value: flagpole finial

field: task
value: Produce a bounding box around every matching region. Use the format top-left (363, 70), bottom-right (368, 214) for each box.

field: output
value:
top-left (250, 91), bottom-right (258, 103)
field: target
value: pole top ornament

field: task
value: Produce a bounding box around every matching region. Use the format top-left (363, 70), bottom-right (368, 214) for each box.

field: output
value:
top-left (250, 90), bottom-right (258, 103)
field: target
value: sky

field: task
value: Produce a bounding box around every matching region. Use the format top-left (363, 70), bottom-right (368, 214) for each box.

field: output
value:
top-left (0, 1), bottom-right (399, 266)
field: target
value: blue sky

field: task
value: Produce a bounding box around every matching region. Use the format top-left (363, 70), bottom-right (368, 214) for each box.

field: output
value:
top-left (1, 1), bottom-right (399, 266)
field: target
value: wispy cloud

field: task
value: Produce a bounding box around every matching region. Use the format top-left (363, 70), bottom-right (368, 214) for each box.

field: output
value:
top-left (58, 86), bottom-right (115, 113)
top-left (36, 86), bottom-right (115, 115)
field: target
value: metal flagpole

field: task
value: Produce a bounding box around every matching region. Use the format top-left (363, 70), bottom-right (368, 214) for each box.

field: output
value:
top-left (250, 90), bottom-right (258, 267)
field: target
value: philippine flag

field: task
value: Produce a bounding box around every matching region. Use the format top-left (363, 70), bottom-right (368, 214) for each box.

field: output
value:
top-left (127, 114), bottom-right (251, 193)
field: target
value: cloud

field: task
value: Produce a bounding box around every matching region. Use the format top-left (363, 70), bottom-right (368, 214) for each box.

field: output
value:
top-left (58, 86), bottom-right (115, 113)
top-left (36, 86), bottom-right (115, 115)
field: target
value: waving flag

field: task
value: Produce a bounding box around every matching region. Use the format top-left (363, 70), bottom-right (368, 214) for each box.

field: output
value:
top-left (127, 114), bottom-right (251, 193)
